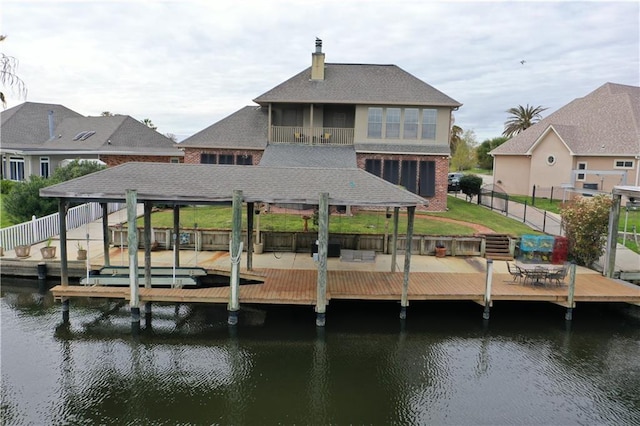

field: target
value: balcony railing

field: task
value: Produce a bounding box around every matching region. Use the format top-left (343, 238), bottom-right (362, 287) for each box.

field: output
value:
top-left (270, 126), bottom-right (354, 145)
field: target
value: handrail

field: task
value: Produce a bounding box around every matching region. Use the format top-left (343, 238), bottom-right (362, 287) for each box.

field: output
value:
top-left (0, 202), bottom-right (124, 251)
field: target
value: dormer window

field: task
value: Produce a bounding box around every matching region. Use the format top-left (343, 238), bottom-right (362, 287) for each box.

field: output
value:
top-left (73, 131), bottom-right (96, 141)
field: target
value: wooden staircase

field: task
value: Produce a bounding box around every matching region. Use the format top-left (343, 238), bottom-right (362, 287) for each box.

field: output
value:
top-left (482, 234), bottom-right (513, 260)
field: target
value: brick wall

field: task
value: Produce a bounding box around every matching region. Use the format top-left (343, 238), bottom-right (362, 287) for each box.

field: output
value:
top-left (100, 155), bottom-right (183, 167)
top-left (183, 148), bottom-right (263, 165)
top-left (356, 153), bottom-right (449, 212)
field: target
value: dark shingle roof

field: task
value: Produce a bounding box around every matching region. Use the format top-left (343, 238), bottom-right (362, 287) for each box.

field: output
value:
top-left (0, 102), bottom-right (83, 148)
top-left (259, 144), bottom-right (357, 168)
top-left (39, 115), bottom-right (181, 154)
top-left (354, 143), bottom-right (451, 155)
top-left (179, 106), bottom-right (268, 149)
top-left (491, 83), bottom-right (640, 156)
top-left (253, 64), bottom-right (462, 107)
top-left (40, 162), bottom-right (426, 207)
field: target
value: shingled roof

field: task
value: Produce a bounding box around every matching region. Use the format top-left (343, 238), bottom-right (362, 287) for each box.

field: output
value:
top-left (259, 144), bottom-right (357, 168)
top-left (491, 83), bottom-right (640, 156)
top-left (0, 102), bottom-right (83, 148)
top-left (179, 106), bottom-right (268, 149)
top-left (253, 64), bottom-right (462, 107)
top-left (38, 115), bottom-right (181, 155)
top-left (40, 162), bottom-right (427, 207)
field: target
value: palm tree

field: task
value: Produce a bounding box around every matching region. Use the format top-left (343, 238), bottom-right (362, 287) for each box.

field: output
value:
top-left (502, 104), bottom-right (547, 137)
top-left (141, 118), bottom-right (157, 130)
top-left (1, 35), bottom-right (27, 107)
top-left (450, 124), bottom-right (463, 153)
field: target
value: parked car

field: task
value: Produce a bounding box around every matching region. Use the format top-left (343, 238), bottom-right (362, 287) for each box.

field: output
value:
top-left (448, 172), bottom-right (464, 191)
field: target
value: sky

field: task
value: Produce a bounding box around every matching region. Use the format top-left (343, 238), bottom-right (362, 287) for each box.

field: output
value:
top-left (2, 0), bottom-right (639, 142)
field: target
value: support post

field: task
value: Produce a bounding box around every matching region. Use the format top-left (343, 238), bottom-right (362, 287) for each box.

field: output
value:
top-left (228, 190), bottom-right (243, 325)
top-left (127, 190), bottom-right (140, 331)
top-left (604, 193), bottom-right (622, 278)
top-left (101, 203), bottom-right (110, 266)
top-left (565, 263), bottom-right (577, 320)
top-left (173, 204), bottom-right (180, 268)
top-left (316, 192), bottom-right (329, 327)
top-left (59, 199), bottom-right (69, 286)
top-left (483, 259), bottom-right (494, 320)
top-left (391, 207), bottom-right (400, 272)
top-left (144, 301), bottom-right (152, 329)
top-left (143, 201), bottom-right (152, 288)
top-left (400, 206), bottom-right (415, 320)
top-left (62, 298), bottom-right (70, 323)
top-left (247, 202), bottom-right (254, 271)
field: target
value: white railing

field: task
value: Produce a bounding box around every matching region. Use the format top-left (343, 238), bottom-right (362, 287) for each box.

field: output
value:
top-left (0, 202), bottom-right (124, 251)
top-left (270, 126), bottom-right (354, 145)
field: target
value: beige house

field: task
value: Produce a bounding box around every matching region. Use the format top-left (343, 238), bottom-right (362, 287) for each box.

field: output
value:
top-left (490, 83), bottom-right (639, 197)
top-left (180, 39), bottom-right (461, 211)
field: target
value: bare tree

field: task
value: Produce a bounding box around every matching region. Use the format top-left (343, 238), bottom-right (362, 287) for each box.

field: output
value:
top-left (0, 35), bottom-right (27, 107)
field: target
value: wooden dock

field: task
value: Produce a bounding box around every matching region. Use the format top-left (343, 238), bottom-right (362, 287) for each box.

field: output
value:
top-left (50, 268), bottom-right (640, 308)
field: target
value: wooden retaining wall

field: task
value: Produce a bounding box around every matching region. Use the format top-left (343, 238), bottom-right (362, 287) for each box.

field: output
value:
top-left (110, 227), bottom-right (493, 257)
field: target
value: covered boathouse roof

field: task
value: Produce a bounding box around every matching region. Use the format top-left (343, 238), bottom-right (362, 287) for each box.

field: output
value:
top-left (40, 162), bottom-right (428, 208)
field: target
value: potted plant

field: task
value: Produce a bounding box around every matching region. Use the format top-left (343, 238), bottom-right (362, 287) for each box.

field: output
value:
top-left (15, 244), bottom-right (31, 258)
top-left (435, 241), bottom-right (447, 258)
top-left (40, 237), bottom-right (57, 259)
top-left (76, 242), bottom-right (87, 260)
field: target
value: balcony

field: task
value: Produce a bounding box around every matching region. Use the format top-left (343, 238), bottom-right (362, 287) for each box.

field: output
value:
top-left (270, 126), bottom-right (354, 145)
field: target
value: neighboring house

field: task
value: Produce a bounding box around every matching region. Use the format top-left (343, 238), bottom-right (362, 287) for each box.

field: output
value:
top-left (1, 102), bottom-right (183, 181)
top-left (490, 83), bottom-right (640, 197)
top-left (180, 40), bottom-right (461, 211)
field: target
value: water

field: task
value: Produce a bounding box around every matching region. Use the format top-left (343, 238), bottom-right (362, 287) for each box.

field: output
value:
top-left (2, 278), bottom-right (639, 425)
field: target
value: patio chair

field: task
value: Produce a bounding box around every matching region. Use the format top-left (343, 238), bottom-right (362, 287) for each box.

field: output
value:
top-left (506, 262), bottom-right (523, 283)
top-left (546, 266), bottom-right (568, 286)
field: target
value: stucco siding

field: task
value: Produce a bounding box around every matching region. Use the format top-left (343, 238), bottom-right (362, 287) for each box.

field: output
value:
top-left (493, 155), bottom-right (531, 195)
top-left (529, 131), bottom-right (573, 189)
top-left (354, 105), bottom-right (450, 146)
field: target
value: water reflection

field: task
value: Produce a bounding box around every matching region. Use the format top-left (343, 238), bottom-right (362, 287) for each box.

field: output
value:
top-left (2, 281), bottom-right (639, 425)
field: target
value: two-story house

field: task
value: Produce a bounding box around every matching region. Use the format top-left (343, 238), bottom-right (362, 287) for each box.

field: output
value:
top-left (1, 102), bottom-right (184, 181)
top-left (180, 39), bottom-right (461, 211)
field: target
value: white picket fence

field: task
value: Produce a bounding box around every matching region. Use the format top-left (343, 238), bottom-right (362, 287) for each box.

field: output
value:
top-left (0, 202), bottom-right (124, 251)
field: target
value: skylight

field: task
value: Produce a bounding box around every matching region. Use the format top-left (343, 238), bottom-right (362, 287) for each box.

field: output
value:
top-left (72, 131), bottom-right (96, 141)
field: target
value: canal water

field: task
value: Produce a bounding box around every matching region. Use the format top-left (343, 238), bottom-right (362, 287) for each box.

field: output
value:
top-left (2, 278), bottom-right (639, 425)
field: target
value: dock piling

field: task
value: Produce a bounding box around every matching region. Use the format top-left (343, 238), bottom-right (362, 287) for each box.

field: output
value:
top-left (483, 259), bottom-right (494, 320)
top-left (62, 298), bottom-right (70, 323)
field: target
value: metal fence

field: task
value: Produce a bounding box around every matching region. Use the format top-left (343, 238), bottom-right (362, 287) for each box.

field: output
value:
top-left (0, 202), bottom-right (124, 251)
top-left (479, 189), bottom-right (563, 236)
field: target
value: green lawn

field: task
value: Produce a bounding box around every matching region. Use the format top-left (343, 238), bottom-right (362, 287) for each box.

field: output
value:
top-left (140, 197), bottom-right (536, 237)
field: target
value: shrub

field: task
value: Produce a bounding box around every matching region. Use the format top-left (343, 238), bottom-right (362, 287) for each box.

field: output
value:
top-left (3, 176), bottom-right (59, 222)
top-left (1, 179), bottom-right (16, 194)
top-left (459, 174), bottom-right (483, 201)
top-left (561, 195), bottom-right (612, 267)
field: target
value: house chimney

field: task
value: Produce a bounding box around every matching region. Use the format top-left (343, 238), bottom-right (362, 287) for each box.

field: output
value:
top-left (48, 110), bottom-right (55, 139)
top-left (311, 38), bottom-right (325, 80)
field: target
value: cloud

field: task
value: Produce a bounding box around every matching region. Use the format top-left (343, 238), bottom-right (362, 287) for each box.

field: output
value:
top-left (2, 0), bottom-right (638, 141)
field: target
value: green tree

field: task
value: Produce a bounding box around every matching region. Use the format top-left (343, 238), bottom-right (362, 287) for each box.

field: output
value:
top-left (476, 136), bottom-right (508, 170)
top-left (51, 159), bottom-right (106, 182)
top-left (561, 195), bottom-right (612, 267)
top-left (450, 124), bottom-right (463, 154)
top-left (101, 111), bottom-right (114, 116)
top-left (502, 104), bottom-right (547, 138)
top-left (1, 35), bottom-right (27, 107)
top-left (3, 176), bottom-right (58, 222)
top-left (450, 129), bottom-right (477, 171)
top-left (4, 160), bottom-right (106, 222)
top-left (459, 174), bottom-right (483, 202)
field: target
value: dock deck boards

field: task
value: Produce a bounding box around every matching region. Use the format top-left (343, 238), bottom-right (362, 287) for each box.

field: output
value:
top-left (50, 269), bottom-right (640, 307)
